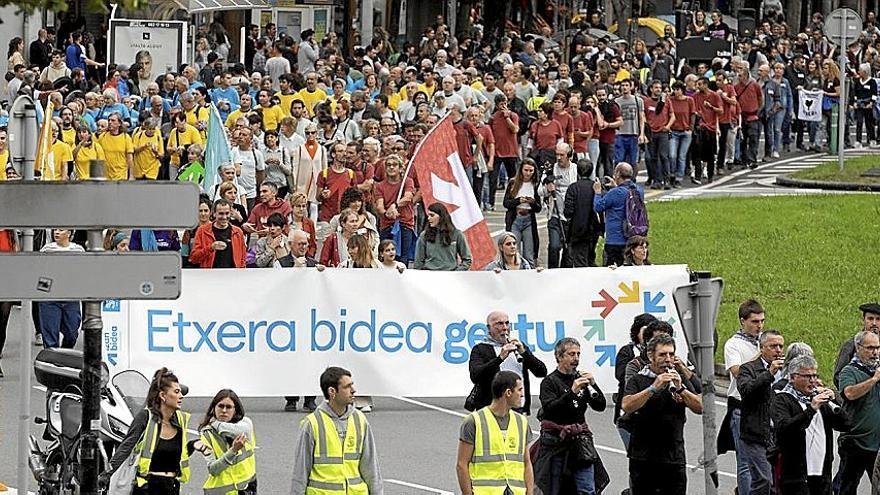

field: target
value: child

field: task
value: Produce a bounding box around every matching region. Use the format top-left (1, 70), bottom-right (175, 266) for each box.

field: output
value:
top-left (177, 143), bottom-right (205, 188)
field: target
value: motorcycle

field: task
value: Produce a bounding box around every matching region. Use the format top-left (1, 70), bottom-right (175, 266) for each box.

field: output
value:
top-left (29, 348), bottom-right (149, 495)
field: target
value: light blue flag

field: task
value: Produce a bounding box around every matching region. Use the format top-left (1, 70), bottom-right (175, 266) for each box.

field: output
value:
top-left (203, 103), bottom-right (232, 192)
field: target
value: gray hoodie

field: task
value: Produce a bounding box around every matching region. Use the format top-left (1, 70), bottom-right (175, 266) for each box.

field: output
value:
top-left (289, 402), bottom-right (383, 494)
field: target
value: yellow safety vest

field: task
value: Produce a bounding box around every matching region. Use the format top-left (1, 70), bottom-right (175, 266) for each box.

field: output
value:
top-left (135, 409), bottom-right (191, 486)
top-left (201, 424), bottom-right (257, 495)
top-left (468, 407), bottom-right (528, 495)
top-left (302, 409), bottom-right (369, 495)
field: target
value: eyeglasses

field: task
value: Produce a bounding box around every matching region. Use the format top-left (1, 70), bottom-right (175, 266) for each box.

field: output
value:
top-left (306, 131), bottom-right (317, 135)
top-left (858, 344), bottom-right (880, 351)
top-left (793, 373), bottom-right (819, 380)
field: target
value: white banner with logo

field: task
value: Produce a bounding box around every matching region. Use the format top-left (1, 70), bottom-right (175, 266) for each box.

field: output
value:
top-left (798, 89), bottom-right (824, 122)
top-left (101, 265), bottom-right (691, 397)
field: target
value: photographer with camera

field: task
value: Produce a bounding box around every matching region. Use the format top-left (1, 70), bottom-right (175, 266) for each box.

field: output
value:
top-left (773, 354), bottom-right (847, 495)
top-left (537, 142), bottom-right (578, 268)
top-left (592, 162), bottom-right (643, 267)
top-left (622, 334), bottom-right (703, 494)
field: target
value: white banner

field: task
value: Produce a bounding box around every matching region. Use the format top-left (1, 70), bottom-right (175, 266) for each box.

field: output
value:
top-left (798, 89), bottom-right (824, 122)
top-left (101, 266), bottom-right (691, 397)
top-left (108, 20), bottom-right (186, 95)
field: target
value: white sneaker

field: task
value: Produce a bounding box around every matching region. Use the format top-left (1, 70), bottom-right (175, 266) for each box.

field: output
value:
top-left (771, 151), bottom-right (780, 158)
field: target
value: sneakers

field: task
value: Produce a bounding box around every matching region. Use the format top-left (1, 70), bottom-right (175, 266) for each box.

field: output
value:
top-left (303, 398), bottom-right (318, 412)
top-left (0, 361), bottom-right (4, 378)
top-left (34, 334), bottom-right (43, 347)
top-left (360, 404), bottom-right (372, 413)
top-left (771, 151), bottom-right (780, 158)
top-left (690, 177), bottom-right (702, 185)
top-left (284, 400), bottom-right (298, 412)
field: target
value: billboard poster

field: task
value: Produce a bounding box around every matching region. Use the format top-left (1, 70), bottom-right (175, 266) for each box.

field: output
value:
top-left (109, 20), bottom-right (186, 94)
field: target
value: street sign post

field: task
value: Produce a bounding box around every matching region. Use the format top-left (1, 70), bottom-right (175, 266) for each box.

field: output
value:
top-left (0, 181), bottom-right (200, 229)
top-left (0, 252), bottom-right (182, 300)
top-left (826, 8), bottom-right (862, 172)
top-left (673, 272), bottom-right (725, 495)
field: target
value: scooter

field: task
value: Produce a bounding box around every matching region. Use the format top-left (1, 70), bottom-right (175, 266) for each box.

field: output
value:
top-left (29, 348), bottom-right (149, 495)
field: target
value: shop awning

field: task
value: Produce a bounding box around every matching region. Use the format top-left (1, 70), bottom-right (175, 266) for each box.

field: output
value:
top-left (173, 0), bottom-right (270, 14)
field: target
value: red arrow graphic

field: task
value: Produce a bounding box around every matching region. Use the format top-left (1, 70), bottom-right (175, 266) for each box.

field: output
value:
top-left (591, 289), bottom-right (619, 319)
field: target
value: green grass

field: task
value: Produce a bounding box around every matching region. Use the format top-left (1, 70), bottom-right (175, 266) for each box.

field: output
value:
top-left (790, 155), bottom-right (880, 184)
top-left (647, 194), bottom-right (880, 379)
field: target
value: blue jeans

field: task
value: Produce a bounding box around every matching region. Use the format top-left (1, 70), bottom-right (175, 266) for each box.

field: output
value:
top-left (764, 111), bottom-right (784, 153)
top-left (511, 214), bottom-right (535, 266)
top-left (617, 426), bottom-right (631, 449)
top-left (741, 439), bottom-right (772, 495)
top-left (614, 134), bottom-right (639, 168)
top-left (669, 130), bottom-right (692, 179)
top-left (548, 455), bottom-right (596, 495)
top-left (38, 301), bottom-right (81, 348)
top-left (730, 408), bottom-right (752, 494)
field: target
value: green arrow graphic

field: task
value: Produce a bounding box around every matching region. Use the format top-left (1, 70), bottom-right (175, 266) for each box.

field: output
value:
top-left (583, 319), bottom-right (605, 341)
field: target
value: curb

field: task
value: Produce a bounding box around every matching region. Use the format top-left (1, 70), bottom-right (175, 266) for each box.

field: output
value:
top-left (776, 175), bottom-right (880, 192)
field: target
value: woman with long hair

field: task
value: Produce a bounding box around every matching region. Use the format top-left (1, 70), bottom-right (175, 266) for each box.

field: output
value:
top-left (288, 192), bottom-right (317, 257)
top-left (502, 157), bottom-right (541, 267)
top-left (414, 202), bottom-right (472, 270)
top-left (487, 232), bottom-right (534, 271)
top-left (193, 389), bottom-right (257, 495)
top-left (329, 187), bottom-right (379, 254)
top-left (71, 122), bottom-right (105, 180)
top-left (622, 235), bottom-right (651, 266)
top-left (527, 101), bottom-right (564, 167)
top-left (805, 59), bottom-right (824, 151)
top-left (7, 37), bottom-right (24, 73)
top-left (821, 59), bottom-right (841, 150)
top-left (104, 368), bottom-right (190, 495)
top-left (340, 233), bottom-right (380, 268)
top-left (320, 208), bottom-right (360, 267)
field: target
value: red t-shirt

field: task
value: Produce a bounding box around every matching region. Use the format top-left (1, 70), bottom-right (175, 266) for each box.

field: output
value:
top-left (476, 124), bottom-right (495, 165)
top-left (316, 167), bottom-right (356, 222)
top-left (642, 95), bottom-right (672, 133)
top-left (669, 97), bottom-right (696, 131)
top-left (552, 111), bottom-right (574, 143)
top-left (529, 119), bottom-right (565, 151)
top-left (598, 102), bottom-right (620, 144)
top-left (570, 110), bottom-right (592, 153)
top-left (717, 84), bottom-right (737, 124)
top-left (373, 178), bottom-right (416, 230)
top-left (734, 79), bottom-right (762, 121)
top-left (489, 110), bottom-right (520, 158)
top-left (454, 119), bottom-right (479, 167)
top-left (247, 199), bottom-right (293, 233)
top-left (349, 160), bottom-right (376, 205)
top-left (693, 90), bottom-right (723, 132)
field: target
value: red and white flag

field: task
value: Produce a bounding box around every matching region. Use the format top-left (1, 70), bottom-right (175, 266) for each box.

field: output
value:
top-left (403, 114), bottom-right (495, 270)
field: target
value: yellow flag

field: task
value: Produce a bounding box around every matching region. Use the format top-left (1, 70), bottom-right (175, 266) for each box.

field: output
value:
top-left (34, 100), bottom-right (54, 179)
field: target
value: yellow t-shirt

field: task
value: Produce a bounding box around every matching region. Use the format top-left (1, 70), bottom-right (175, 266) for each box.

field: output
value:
top-left (97, 132), bottom-right (134, 180)
top-left (132, 129), bottom-right (165, 179)
top-left (387, 92), bottom-right (401, 111)
top-left (328, 93), bottom-right (351, 115)
top-left (275, 91), bottom-right (299, 117)
top-left (49, 140), bottom-right (73, 180)
top-left (257, 105), bottom-right (284, 132)
top-left (167, 125), bottom-right (202, 166)
top-left (225, 108), bottom-right (249, 129)
top-left (185, 106), bottom-right (210, 138)
top-left (0, 149), bottom-right (8, 181)
top-left (60, 127), bottom-right (76, 148)
top-left (470, 81), bottom-right (486, 91)
top-left (294, 88), bottom-right (328, 117)
top-left (73, 141), bottom-right (105, 180)
top-left (418, 82), bottom-right (437, 97)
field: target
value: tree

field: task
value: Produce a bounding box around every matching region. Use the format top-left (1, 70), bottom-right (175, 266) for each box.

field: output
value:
top-left (0, 0), bottom-right (145, 15)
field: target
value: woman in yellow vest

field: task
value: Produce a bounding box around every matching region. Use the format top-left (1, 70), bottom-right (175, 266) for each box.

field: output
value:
top-left (72, 124), bottom-right (105, 180)
top-left (193, 389), bottom-right (257, 495)
top-left (103, 367), bottom-right (191, 495)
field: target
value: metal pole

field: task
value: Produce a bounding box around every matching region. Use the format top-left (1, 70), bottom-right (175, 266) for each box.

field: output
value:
top-left (15, 97), bottom-right (38, 495)
top-left (837, 10), bottom-right (847, 172)
top-left (79, 160), bottom-right (106, 495)
top-left (695, 271), bottom-right (718, 495)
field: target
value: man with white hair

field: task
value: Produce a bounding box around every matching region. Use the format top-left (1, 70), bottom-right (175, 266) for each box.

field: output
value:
top-left (439, 76), bottom-right (467, 113)
top-left (434, 49), bottom-right (453, 78)
top-left (538, 142), bottom-right (579, 268)
top-left (852, 63), bottom-right (877, 146)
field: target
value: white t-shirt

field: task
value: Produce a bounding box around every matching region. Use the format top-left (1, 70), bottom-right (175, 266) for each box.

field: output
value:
top-left (724, 334), bottom-right (759, 400)
top-left (40, 242), bottom-right (85, 253)
top-left (231, 146), bottom-right (266, 199)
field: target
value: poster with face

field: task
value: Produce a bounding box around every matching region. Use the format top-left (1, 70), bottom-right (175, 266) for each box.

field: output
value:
top-left (109, 20), bottom-right (186, 93)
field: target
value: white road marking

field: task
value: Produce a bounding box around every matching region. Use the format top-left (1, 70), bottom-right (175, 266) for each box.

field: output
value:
top-left (392, 396), bottom-right (737, 479)
top-left (386, 479), bottom-right (454, 494)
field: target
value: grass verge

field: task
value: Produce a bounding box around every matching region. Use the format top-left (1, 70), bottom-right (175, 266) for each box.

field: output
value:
top-left (790, 155), bottom-right (880, 184)
top-left (647, 194), bottom-right (880, 380)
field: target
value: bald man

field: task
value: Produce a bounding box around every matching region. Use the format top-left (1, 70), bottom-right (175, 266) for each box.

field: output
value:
top-left (466, 311), bottom-right (548, 415)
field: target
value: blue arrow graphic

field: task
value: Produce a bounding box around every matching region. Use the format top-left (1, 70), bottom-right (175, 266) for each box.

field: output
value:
top-left (644, 291), bottom-right (666, 314)
top-left (666, 317), bottom-right (677, 326)
top-left (107, 353), bottom-right (118, 366)
top-left (583, 319), bottom-right (605, 341)
top-left (595, 344), bottom-right (617, 367)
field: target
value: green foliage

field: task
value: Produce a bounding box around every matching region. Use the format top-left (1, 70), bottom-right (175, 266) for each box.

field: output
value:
top-left (791, 156), bottom-right (880, 184)
top-left (647, 194), bottom-right (880, 380)
top-left (0, 0), bottom-right (143, 15)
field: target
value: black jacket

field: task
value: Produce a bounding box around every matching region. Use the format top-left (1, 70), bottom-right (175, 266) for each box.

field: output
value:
top-left (107, 408), bottom-right (188, 475)
top-left (773, 391), bottom-right (847, 488)
top-left (469, 342), bottom-right (548, 414)
top-left (564, 178), bottom-right (603, 243)
top-left (736, 358), bottom-right (777, 446)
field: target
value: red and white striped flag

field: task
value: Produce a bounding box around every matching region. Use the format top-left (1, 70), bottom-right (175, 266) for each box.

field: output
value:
top-left (402, 114), bottom-right (495, 270)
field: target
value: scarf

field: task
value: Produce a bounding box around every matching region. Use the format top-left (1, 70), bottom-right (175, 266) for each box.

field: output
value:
top-left (540, 420), bottom-right (591, 440)
top-left (850, 355), bottom-right (879, 375)
top-left (734, 330), bottom-right (759, 347)
top-left (781, 382), bottom-right (812, 404)
top-left (637, 364), bottom-right (657, 378)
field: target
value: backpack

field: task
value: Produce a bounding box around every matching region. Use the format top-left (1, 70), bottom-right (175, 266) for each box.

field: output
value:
top-left (624, 184), bottom-right (649, 239)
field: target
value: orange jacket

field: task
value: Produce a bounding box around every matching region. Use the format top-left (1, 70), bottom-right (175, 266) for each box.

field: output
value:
top-left (189, 222), bottom-right (247, 268)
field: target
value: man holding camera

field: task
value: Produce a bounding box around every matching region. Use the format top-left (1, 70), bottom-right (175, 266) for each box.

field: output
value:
top-left (773, 354), bottom-right (846, 495)
top-left (538, 143), bottom-right (578, 268)
top-left (592, 162), bottom-right (642, 267)
top-left (736, 329), bottom-right (785, 495)
top-left (622, 334), bottom-right (703, 494)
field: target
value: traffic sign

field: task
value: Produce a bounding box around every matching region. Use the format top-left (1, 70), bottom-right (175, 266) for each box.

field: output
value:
top-left (826, 8), bottom-right (862, 47)
top-left (0, 252), bottom-right (182, 300)
top-left (0, 181), bottom-right (200, 229)
top-left (673, 276), bottom-right (724, 373)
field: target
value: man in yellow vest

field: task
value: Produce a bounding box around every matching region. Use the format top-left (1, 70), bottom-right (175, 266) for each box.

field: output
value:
top-left (456, 370), bottom-right (535, 495)
top-left (291, 367), bottom-right (383, 494)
